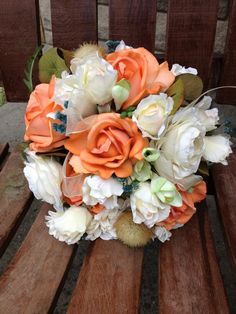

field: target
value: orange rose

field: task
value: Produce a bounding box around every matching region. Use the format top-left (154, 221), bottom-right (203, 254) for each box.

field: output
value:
top-left (158, 181), bottom-right (206, 230)
top-left (106, 47), bottom-right (175, 109)
top-left (24, 77), bottom-right (66, 152)
top-left (65, 113), bottom-right (147, 179)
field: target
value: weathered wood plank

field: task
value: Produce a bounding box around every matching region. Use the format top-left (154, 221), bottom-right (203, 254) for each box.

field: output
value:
top-left (159, 202), bottom-right (229, 313)
top-left (0, 149), bottom-right (32, 256)
top-left (0, 203), bottom-right (74, 313)
top-left (166, 0), bottom-right (218, 88)
top-left (67, 239), bottom-right (144, 314)
top-left (212, 150), bottom-right (236, 270)
top-left (109, 0), bottom-right (157, 52)
top-left (0, 0), bottom-right (40, 101)
top-left (51, 0), bottom-right (98, 50)
top-left (216, 0), bottom-right (236, 104)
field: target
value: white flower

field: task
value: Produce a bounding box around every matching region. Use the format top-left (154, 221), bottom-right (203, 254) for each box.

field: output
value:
top-left (115, 40), bottom-right (132, 51)
top-left (153, 226), bottom-right (172, 243)
top-left (130, 182), bottom-right (170, 228)
top-left (23, 150), bottom-right (63, 211)
top-left (46, 206), bottom-right (92, 245)
top-left (86, 207), bottom-right (122, 241)
top-left (132, 94), bottom-right (173, 139)
top-left (71, 52), bottom-right (117, 105)
top-left (171, 64), bottom-right (198, 76)
top-left (203, 135), bottom-right (232, 165)
top-left (82, 175), bottom-right (123, 209)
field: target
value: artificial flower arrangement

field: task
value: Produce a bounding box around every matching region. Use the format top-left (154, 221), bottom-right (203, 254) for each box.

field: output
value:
top-left (23, 40), bottom-right (232, 247)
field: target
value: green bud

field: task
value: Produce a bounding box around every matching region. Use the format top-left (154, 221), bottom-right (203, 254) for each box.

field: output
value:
top-left (151, 176), bottom-right (182, 207)
top-left (132, 160), bottom-right (152, 182)
top-left (142, 148), bottom-right (160, 162)
top-left (112, 78), bottom-right (131, 111)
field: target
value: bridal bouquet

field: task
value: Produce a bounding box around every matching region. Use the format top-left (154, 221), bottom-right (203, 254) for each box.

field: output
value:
top-left (23, 41), bottom-right (232, 247)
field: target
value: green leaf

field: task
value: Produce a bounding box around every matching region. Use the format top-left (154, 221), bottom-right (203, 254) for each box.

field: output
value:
top-left (178, 74), bottom-right (203, 101)
top-left (39, 48), bottom-right (69, 83)
top-left (23, 45), bottom-right (43, 93)
top-left (166, 78), bottom-right (184, 115)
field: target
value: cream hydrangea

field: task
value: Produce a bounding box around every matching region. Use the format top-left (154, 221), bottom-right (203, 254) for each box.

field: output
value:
top-left (82, 175), bottom-right (123, 209)
top-left (46, 206), bottom-right (92, 244)
top-left (130, 182), bottom-right (170, 228)
top-left (153, 226), bottom-right (172, 243)
top-left (23, 150), bottom-right (63, 211)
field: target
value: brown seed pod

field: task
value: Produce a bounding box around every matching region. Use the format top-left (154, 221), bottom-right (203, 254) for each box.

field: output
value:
top-left (114, 211), bottom-right (153, 248)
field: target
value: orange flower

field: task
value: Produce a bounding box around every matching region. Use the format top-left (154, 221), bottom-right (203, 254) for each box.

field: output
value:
top-left (65, 113), bottom-right (147, 179)
top-left (24, 77), bottom-right (66, 152)
top-left (158, 181), bottom-right (206, 230)
top-left (90, 204), bottom-right (105, 215)
top-left (106, 47), bottom-right (175, 109)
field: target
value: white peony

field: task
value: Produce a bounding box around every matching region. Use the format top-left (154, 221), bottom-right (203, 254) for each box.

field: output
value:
top-left (130, 182), bottom-right (170, 228)
top-left (71, 52), bottom-right (117, 105)
top-left (86, 207), bottom-right (122, 241)
top-left (23, 150), bottom-right (63, 211)
top-left (171, 64), bottom-right (198, 76)
top-left (132, 94), bottom-right (173, 139)
top-left (46, 206), bottom-right (92, 245)
top-left (203, 135), bottom-right (232, 165)
top-left (82, 175), bottom-right (123, 209)
top-left (153, 226), bottom-right (172, 243)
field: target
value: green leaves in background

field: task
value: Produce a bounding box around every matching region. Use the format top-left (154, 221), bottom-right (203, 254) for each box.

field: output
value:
top-left (38, 48), bottom-right (72, 83)
top-left (167, 78), bottom-right (184, 115)
top-left (0, 87), bottom-right (6, 107)
top-left (23, 45), bottom-right (43, 93)
top-left (178, 73), bottom-right (203, 101)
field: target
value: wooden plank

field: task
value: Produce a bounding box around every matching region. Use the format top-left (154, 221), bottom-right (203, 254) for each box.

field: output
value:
top-left (216, 0), bottom-right (236, 104)
top-left (109, 0), bottom-right (157, 52)
top-left (0, 203), bottom-right (74, 313)
top-left (159, 202), bottom-right (229, 313)
top-left (0, 0), bottom-right (40, 101)
top-left (67, 239), bottom-right (144, 313)
top-left (51, 0), bottom-right (98, 50)
top-left (166, 0), bottom-right (218, 88)
top-left (212, 150), bottom-right (236, 270)
top-left (0, 148), bottom-right (33, 256)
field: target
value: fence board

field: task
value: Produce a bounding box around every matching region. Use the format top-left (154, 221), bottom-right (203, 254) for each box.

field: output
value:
top-left (51, 0), bottom-right (98, 50)
top-left (0, 0), bottom-right (40, 101)
top-left (216, 0), bottom-right (236, 104)
top-left (166, 0), bottom-right (218, 88)
top-left (109, 0), bottom-right (157, 52)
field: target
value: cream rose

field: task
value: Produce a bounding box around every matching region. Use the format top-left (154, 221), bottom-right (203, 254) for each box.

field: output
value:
top-left (71, 52), bottom-right (117, 105)
top-left (132, 94), bottom-right (173, 139)
top-left (23, 150), bottom-right (63, 211)
top-left (46, 206), bottom-right (92, 245)
top-left (203, 135), bottom-right (232, 165)
top-left (82, 175), bottom-right (123, 210)
top-left (130, 182), bottom-right (170, 228)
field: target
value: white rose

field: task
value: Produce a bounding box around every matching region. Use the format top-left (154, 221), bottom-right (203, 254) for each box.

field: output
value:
top-left (203, 135), bottom-right (232, 165)
top-left (132, 94), bottom-right (173, 139)
top-left (171, 64), bottom-right (198, 76)
top-left (86, 207), bottom-right (122, 241)
top-left (82, 175), bottom-right (123, 210)
top-left (153, 226), bottom-right (172, 243)
top-left (46, 206), bottom-right (92, 245)
top-left (23, 150), bottom-right (63, 211)
top-left (130, 182), bottom-right (170, 228)
top-left (71, 52), bottom-right (117, 105)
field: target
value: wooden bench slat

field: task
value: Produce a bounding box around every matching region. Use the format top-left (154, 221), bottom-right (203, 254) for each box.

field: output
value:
top-left (166, 0), bottom-right (218, 87)
top-left (0, 149), bottom-right (32, 256)
top-left (51, 0), bottom-right (98, 50)
top-left (0, 0), bottom-right (40, 101)
top-left (0, 203), bottom-right (74, 313)
top-left (109, 0), bottom-right (157, 52)
top-left (212, 150), bottom-right (236, 270)
top-left (67, 239), bottom-right (144, 314)
top-left (216, 1), bottom-right (236, 104)
top-left (159, 202), bottom-right (229, 313)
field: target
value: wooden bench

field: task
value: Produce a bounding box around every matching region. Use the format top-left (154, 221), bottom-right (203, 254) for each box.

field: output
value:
top-left (0, 1), bottom-right (236, 313)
